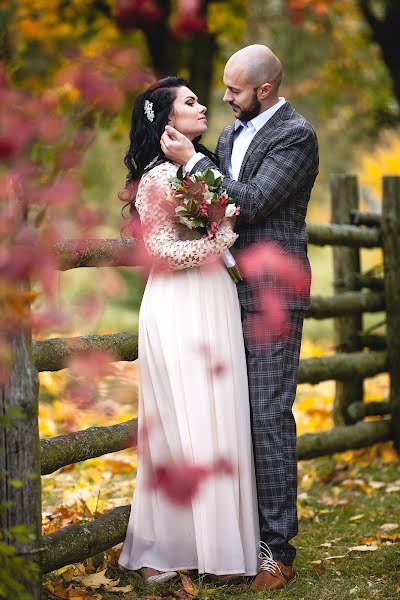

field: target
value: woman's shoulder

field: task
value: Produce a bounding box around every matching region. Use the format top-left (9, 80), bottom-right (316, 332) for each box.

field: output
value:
top-left (142, 160), bottom-right (178, 182)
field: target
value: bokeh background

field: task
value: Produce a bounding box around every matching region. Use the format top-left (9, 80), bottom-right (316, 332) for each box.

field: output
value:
top-left (4, 3), bottom-right (399, 587)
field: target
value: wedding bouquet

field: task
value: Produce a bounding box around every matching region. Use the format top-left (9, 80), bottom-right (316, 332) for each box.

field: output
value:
top-left (167, 166), bottom-right (243, 282)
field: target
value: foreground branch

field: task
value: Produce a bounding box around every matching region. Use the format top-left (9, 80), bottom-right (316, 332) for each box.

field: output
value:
top-left (54, 225), bottom-right (382, 272)
top-left (306, 292), bottom-right (384, 319)
top-left (307, 223), bottom-right (381, 248)
top-left (55, 238), bottom-right (137, 270)
top-left (347, 401), bottom-right (391, 422)
top-left (41, 419), bottom-right (137, 475)
top-left (40, 348), bottom-right (388, 475)
top-left (298, 351), bottom-right (387, 384)
top-left (41, 420), bottom-right (392, 572)
top-left (42, 505), bottom-right (131, 573)
top-left (32, 332), bottom-right (138, 372)
top-left (297, 419), bottom-right (391, 460)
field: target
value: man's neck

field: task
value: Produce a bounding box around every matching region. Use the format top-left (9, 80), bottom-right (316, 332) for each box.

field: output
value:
top-left (259, 96), bottom-right (281, 114)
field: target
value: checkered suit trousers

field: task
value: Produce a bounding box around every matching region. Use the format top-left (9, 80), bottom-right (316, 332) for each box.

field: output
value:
top-left (189, 101), bottom-right (319, 565)
top-left (242, 308), bottom-right (305, 565)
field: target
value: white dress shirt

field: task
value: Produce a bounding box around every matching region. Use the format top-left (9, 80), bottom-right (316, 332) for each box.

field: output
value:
top-left (185, 97), bottom-right (286, 180)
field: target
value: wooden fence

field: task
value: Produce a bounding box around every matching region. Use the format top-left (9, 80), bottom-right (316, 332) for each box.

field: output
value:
top-left (1, 174), bottom-right (400, 598)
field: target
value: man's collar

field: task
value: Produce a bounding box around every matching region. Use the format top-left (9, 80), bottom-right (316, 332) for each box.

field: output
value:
top-left (234, 97), bottom-right (286, 132)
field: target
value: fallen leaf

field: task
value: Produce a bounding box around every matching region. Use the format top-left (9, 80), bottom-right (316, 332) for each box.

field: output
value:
top-left (349, 514), bottom-right (364, 522)
top-left (311, 554), bottom-right (347, 562)
top-left (111, 585), bottom-right (134, 592)
top-left (76, 568), bottom-right (119, 589)
top-left (311, 560), bottom-right (326, 574)
top-left (180, 573), bottom-right (198, 596)
top-left (348, 544), bottom-right (379, 552)
top-left (379, 522), bottom-right (399, 532)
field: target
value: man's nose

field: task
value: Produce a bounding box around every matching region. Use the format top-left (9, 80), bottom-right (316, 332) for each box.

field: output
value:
top-left (223, 89), bottom-right (232, 103)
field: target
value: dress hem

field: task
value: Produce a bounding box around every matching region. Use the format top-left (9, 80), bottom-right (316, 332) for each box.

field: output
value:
top-left (118, 561), bottom-right (257, 577)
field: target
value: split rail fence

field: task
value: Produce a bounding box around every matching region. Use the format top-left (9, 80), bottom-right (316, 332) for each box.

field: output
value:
top-left (1, 174), bottom-right (400, 598)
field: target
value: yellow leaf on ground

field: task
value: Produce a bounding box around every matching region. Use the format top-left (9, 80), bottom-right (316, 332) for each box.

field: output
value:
top-left (180, 573), bottom-right (198, 596)
top-left (77, 568), bottom-right (119, 589)
top-left (348, 544), bottom-right (379, 552)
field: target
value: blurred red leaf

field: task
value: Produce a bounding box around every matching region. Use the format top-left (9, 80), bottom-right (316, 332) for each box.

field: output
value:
top-left (149, 457), bottom-right (233, 505)
top-left (115, 0), bottom-right (163, 31)
top-left (238, 240), bottom-right (310, 294)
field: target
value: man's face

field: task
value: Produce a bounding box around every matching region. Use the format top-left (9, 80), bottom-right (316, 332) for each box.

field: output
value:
top-left (223, 66), bottom-right (261, 122)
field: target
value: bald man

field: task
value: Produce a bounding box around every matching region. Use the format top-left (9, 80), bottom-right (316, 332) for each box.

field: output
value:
top-left (161, 45), bottom-right (319, 591)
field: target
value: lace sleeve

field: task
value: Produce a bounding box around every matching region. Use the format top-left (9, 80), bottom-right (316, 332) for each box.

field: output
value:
top-left (135, 162), bottom-right (238, 271)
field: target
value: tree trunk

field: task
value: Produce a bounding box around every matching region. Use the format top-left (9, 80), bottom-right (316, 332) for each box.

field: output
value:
top-left (358, 0), bottom-right (400, 107)
top-left (0, 329), bottom-right (42, 598)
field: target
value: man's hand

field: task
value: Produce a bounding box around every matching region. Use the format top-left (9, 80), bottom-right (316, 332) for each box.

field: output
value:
top-left (160, 125), bottom-right (196, 165)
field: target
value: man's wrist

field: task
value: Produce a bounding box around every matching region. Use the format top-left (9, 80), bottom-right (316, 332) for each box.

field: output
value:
top-left (185, 152), bottom-right (205, 174)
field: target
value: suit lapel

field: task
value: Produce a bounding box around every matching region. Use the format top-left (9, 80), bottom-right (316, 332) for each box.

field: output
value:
top-left (223, 125), bottom-right (235, 175)
top-left (237, 101), bottom-right (294, 181)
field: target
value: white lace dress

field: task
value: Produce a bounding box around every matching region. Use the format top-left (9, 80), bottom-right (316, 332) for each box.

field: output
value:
top-left (118, 162), bottom-right (260, 576)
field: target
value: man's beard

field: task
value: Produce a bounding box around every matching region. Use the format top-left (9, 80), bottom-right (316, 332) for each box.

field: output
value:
top-left (235, 92), bottom-right (261, 122)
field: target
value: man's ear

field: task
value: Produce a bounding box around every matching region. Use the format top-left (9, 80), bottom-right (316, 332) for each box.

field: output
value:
top-left (258, 83), bottom-right (272, 99)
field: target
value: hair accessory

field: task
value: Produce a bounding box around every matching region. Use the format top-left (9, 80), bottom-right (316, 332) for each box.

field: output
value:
top-left (144, 100), bottom-right (155, 122)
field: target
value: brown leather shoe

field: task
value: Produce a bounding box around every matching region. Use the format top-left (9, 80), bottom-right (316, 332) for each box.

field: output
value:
top-left (251, 561), bottom-right (296, 591)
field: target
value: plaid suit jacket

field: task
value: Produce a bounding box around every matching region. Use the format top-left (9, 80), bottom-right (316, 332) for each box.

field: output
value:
top-left (190, 101), bottom-right (319, 311)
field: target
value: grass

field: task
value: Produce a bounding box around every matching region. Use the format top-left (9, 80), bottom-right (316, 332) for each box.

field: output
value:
top-left (43, 454), bottom-right (400, 600)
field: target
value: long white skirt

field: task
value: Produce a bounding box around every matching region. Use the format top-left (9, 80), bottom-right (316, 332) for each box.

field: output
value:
top-left (119, 262), bottom-right (260, 575)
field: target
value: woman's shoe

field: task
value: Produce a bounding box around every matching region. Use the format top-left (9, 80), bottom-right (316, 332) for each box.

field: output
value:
top-left (140, 567), bottom-right (178, 584)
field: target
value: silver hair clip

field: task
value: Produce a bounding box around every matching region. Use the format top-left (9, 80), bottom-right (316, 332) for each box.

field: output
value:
top-left (144, 100), bottom-right (155, 122)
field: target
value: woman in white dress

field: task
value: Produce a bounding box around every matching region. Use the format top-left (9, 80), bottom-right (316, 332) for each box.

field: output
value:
top-left (118, 77), bottom-right (260, 583)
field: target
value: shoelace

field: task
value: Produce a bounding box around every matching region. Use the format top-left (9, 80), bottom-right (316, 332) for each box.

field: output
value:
top-left (258, 541), bottom-right (283, 576)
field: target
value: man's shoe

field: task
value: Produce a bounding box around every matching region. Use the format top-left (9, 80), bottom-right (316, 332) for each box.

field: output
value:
top-left (251, 542), bottom-right (296, 591)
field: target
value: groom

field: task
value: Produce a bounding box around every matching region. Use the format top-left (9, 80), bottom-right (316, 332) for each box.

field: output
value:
top-left (161, 44), bottom-right (319, 591)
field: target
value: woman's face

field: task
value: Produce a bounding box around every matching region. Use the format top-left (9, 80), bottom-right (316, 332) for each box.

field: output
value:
top-left (169, 86), bottom-right (207, 140)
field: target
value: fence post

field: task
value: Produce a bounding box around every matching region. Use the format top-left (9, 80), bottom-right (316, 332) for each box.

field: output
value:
top-left (330, 174), bottom-right (363, 425)
top-left (381, 176), bottom-right (400, 452)
top-left (0, 326), bottom-right (42, 598)
top-left (0, 188), bottom-right (42, 598)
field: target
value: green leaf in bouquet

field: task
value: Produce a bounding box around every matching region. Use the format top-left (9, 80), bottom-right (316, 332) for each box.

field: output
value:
top-left (186, 198), bottom-right (200, 214)
top-left (204, 169), bottom-right (215, 188)
top-left (214, 175), bottom-right (223, 186)
top-left (191, 218), bottom-right (206, 228)
top-left (177, 165), bottom-right (184, 180)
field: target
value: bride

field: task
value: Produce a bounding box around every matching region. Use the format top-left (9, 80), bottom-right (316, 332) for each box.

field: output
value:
top-left (118, 76), bottom-right (260, 583)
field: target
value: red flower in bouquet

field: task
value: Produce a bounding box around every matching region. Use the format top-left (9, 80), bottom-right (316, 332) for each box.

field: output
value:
top-left (167, 166), bottom-right (242, 281)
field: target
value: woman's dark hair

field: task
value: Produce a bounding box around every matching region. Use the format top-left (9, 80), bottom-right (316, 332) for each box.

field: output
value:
top-left (120, 76), bottom-right (218, 216)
